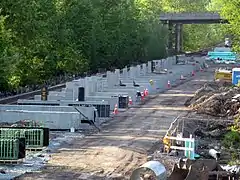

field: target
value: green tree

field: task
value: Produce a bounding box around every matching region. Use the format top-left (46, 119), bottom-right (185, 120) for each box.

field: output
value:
top-left (209, 0), bottom-right (240, 52)
top-left (0, 14), bottom-right (17, 91)
top-left (0, 0), bottom-right (228, 91)
top-left (162, 0), bottom-right (224, 51)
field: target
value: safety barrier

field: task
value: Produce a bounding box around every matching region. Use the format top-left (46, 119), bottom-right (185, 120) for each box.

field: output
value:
top-left (0, 138), bottom-right (26, 160)
top-left (208, 52), bottom-right (236, 56)
top-left (163, 135), bottom-right (196, 160)
top-left (208, 51), bottom-right (237, 61)
top-left (209, 56), bottom-right (236, 61)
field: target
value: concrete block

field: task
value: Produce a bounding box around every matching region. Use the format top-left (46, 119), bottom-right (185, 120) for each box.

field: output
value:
top-left (0, 105), bottom-right (98, 130)
top-left (48, 94), bottom-right (64, 101)
top-left (115, 69), bottom-right (120, 80)
top-left (129, 67), bottom-right (137, 78)
top-left (118, 63), bottom-right (195, 94)
top-left (136, 65), bottom-right (141, 77)
top-left (107, 71), bottom-right (118, 88)
top-left (86, 96), bottom-right (118, 111)
top-left (148, 61), bottom-right (152, 73)
top-left (34, 95), bottom-right (41, 100)
top-left (122, 67), bottom-right (128, 78)
top-left (17, 99), bottom-right (112, 120)
top-left (94, 90), bottom-right (136, 103)
top-left (96, 79), bottom-right (106, 92)
top-left (142, 64), bottom-right (147, 76)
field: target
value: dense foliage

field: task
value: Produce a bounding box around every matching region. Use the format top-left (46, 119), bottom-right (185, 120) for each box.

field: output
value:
top-left (223, 117), bottom-right (240, 165)
top-left (209, 0), bottom-right (240, 52)
top-left (0, 0), bottom-right (224, 92)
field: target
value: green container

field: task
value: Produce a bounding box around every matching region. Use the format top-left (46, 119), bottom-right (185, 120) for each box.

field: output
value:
top-left (24, 129), bottom-right (44, 148)
top-left (0, 128), bottom-right (44, 148)
top-left (0, 139), bottom-right (19, 160)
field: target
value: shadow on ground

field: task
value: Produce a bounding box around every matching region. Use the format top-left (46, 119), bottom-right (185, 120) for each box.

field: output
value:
top-left (14, 165), bottom-right (126, 180)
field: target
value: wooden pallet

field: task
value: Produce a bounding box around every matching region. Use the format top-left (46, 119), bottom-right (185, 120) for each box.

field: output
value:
top-left (0, 158), bottom-right (23, 165)
top-left (26, 147), bottom-right (46, 152)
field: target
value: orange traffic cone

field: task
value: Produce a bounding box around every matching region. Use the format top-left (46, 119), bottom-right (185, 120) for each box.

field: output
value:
top-left (191, 71), bottom-right (195, 76)
top-left (144, 89), bottom-right (149, 96)
top-left (129, 97), bottom-right (133, 105)
top-left (167, 80), bottom-right (171, 88)
top-left (113, 104), bottom-right (118, 115)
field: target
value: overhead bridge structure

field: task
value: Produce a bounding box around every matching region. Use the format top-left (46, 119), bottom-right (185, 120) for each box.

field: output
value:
top-left (159, 12), bottom-right (228, 54)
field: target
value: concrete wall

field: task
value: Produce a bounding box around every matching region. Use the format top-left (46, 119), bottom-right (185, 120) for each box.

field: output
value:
top-left (0, 105), bottom-right (98, 130)
top-left (0, 110), bottom-right (81, 129)
top-left (85, 96), bottom-right (118, 111)
top-left (44, 57), bottom-right (205, 105)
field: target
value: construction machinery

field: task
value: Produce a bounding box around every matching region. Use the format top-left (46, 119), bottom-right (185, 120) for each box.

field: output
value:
top-left (130, 159), bottom-right (238, 180)
top-left (214, 69), bottom-right (232, 82)
top-left (168, 158), bottom-right (238, 180)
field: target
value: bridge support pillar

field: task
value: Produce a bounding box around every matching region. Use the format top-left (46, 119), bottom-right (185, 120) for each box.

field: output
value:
top-left (175, 24), bottom-right (183, 53)
top-left (167, 23), bottom-right (174, 55)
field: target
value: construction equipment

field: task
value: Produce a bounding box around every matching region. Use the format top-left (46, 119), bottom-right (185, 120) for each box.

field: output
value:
top-left (130, 159), bottom-right (237, 180)
top-left (168, 158), bottom-right (237, 180)
top-left (214, 69), bottom-right (232, 82)
top-left (130, 161), bottom-right (167, 180)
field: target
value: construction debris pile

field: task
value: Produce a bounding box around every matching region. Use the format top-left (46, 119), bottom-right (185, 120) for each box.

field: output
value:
top-left (0, 119), bottom-right (42, 127)
top-left (168, 159), bottom-right (239, 180)
top-left (185, 82), bottom-right (240, 117)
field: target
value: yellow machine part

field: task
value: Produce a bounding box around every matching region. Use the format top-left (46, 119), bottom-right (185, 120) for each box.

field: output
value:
top-left (163, 136), bottom-right (170, 146)
top-left (163, 136), bottom-right (171, 152)
top-left (149, 79), bottom-right (154, 86)
top-left (214, 71), bottom-right (232, 82)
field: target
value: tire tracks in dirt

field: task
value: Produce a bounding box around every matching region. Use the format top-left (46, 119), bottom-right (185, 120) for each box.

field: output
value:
top-left (16, 67), bottom-right (216, 180)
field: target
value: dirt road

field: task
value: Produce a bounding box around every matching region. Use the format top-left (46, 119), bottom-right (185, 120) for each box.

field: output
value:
top-left (16, 67), bottom-right (215, 180)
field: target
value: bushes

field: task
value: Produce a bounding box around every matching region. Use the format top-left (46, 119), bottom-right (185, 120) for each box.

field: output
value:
top-left (223, 117), bottom-right (240, 165)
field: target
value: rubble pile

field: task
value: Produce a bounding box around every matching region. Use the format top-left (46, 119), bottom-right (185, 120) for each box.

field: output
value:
top-left (185, 82), bottom-right (240, 117)
top-left (0, 119), bottom-right (41, 127)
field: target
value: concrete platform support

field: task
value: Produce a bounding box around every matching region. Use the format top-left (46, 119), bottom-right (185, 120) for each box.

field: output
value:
top-left (175, 24), bottom-right (183, 53)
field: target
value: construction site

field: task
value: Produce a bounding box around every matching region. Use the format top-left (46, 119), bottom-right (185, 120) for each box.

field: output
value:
top-left (0, 46), bottom-right (240, 180)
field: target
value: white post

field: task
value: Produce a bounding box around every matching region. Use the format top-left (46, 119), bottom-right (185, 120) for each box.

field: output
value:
top-left (130, 67), bottom-right (136, 79)
top-left (147, 61), bottom-right (152, 73)
top-left (107, 71), bottom-right (113, 88)
top-left (142, 64), bottom-right (147, 76)
top-left (72, 88), bottom-right (74, 101)
top-left (115, 69), bottom-right (120, 81)
top-left (122, 67), bottom-right (128, 78)
top-left (136, 65), bottom-right (141, 77)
